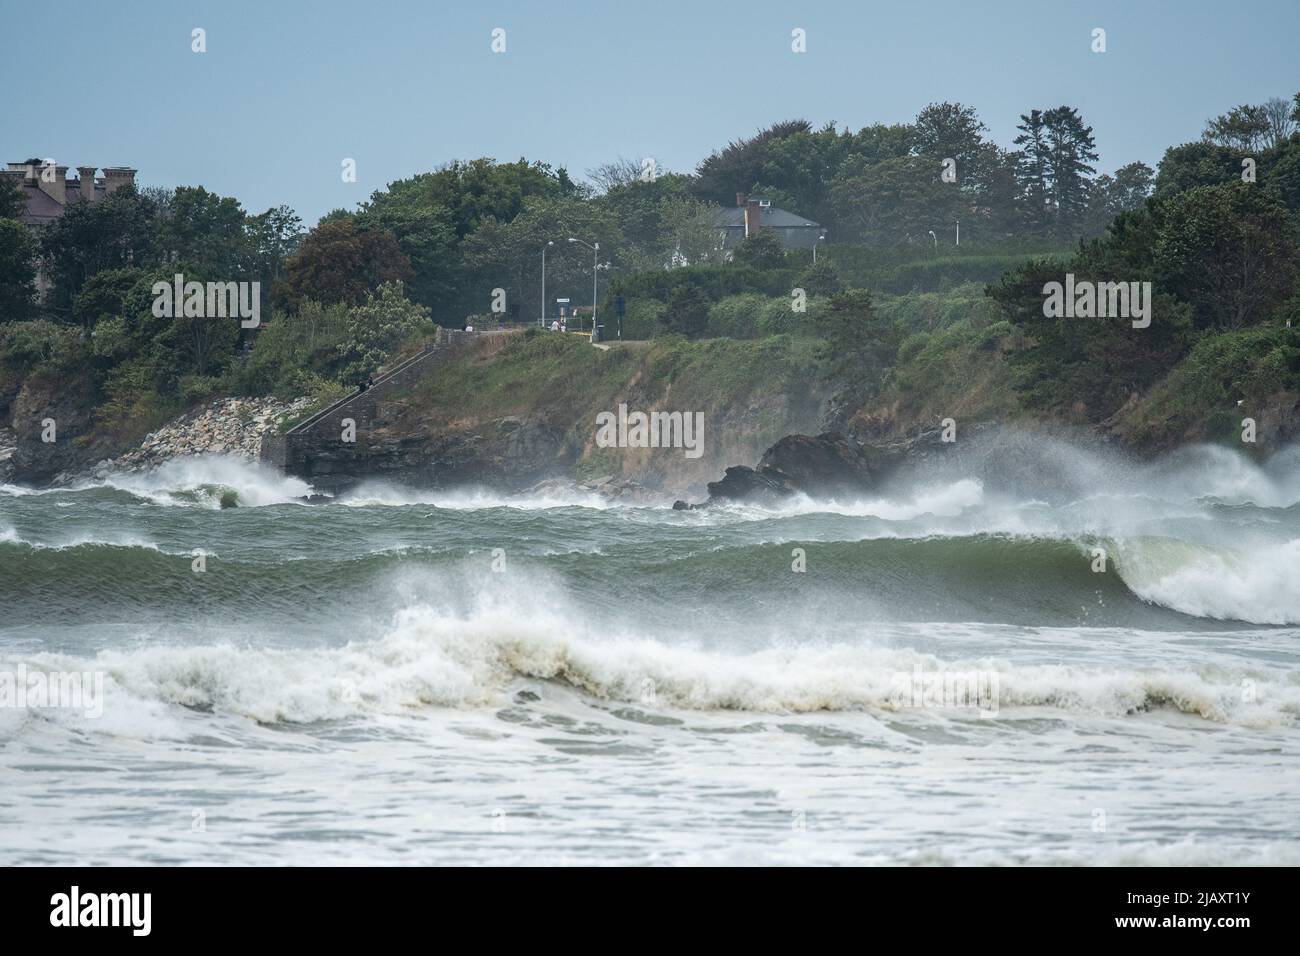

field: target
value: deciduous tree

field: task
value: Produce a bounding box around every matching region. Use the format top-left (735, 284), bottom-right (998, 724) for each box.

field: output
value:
top-left (276, 218), bottom-right (412, 311)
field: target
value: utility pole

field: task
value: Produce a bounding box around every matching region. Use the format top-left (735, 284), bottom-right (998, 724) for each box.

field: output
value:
top-left (540, 240), bottom-right (553, 327)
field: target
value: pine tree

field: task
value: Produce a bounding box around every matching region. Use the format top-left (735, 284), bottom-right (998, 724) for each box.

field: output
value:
top-left (1043, 106), bottom-right (1099, 236)
top-left (1013, 109), bottom-right (1051, 233)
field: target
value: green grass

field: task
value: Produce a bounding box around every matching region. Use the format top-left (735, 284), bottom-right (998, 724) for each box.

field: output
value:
top-left (410, 332), bottom-right (824, 423)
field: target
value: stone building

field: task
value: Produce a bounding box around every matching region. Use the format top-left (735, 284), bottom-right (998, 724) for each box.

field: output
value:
top-left (713, 192), bottom-right (824, 253)
top-left (1, 161), bottom-right (138, 300)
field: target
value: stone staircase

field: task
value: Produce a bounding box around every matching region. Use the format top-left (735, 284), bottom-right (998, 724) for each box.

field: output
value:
top-left (260, 328), bottom-right (515, 483)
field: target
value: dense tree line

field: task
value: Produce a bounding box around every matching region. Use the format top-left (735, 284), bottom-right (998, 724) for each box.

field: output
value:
top-left (690, 102), bottom-right (1150, 246)
top-left (0, 91), bottom-right (1296, 445)
top-left (991, 92), bottom-right (1300, 427)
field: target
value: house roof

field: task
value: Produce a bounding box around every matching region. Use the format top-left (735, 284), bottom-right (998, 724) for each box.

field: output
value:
top-left (14, 180), bottom-right (107, 225)
top-left (713, 205), bottom-right (822, 230)
top-left (18, 185), bottom-right (65, 225)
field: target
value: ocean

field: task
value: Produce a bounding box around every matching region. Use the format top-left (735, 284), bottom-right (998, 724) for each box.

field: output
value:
top-left (2, 435), bottom-right (1298, 865)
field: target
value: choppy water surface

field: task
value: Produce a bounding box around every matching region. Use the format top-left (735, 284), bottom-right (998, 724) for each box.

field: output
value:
top-left (2, 437), bottom-right (1298, 864)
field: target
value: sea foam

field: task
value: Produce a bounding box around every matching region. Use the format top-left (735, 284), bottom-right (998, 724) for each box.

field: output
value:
top-left (7, 602), bottom-right (1294, 729)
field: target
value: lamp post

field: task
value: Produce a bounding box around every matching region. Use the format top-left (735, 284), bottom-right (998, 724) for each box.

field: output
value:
top-left (568, 237), bottom-right (599, 335)
top-left (540, 240), bottom-right (554, 328)
top-left (928, 230), bottom-right (937, 255)
top-left (955, 220), bottom-right (960, 246)
top-left (813, 232), bottom-right (826, 264)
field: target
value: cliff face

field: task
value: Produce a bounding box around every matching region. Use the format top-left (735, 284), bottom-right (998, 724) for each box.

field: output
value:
top-left (848, 327), bottom-right (1300, 460)
top-left (1103, 386), bottom-right (1300, 455)
top-left (270, 332), bottom-right (833, 497)
top-left (272, 409), bottom-right (573, 492)
top-left (6, 372), bottom-right (111, 484)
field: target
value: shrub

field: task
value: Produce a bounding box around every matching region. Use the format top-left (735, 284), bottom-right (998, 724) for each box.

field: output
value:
top-left (659, 285), bottom-right (711, 338)
top-left (757, 297), bottom-right (801, 336)
top-left (618, 297), bottom-right (664, 340)
top-left (706, 294), bottom-right (765, 339)
top-left (795, 261), bottom-right (843, 297)
top-left (335, 281), bottom-right (436, 386)
top-left (0, 320), bottom-right (89, 377)
top-left (94, 357), bottom-right (176, 436)
top-left (178, 374), bottom-right (222, 407)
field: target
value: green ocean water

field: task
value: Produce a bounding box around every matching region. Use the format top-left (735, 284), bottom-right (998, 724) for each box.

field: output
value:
top-left (1, 438), bottom-right (1298, 864)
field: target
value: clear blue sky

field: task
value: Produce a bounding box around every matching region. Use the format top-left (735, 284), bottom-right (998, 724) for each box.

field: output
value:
top-left (3, 0), bottom-right (1296, 224)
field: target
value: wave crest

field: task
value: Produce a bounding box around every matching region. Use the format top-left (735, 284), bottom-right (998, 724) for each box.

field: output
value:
top-left (9, 605), bottom-right (1294, 728)
top-left (1115, 536), bottom-right (1300, 625)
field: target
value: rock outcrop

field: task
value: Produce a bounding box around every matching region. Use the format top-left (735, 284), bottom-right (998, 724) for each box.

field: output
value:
top-left (275, 412), bottom-right (572, 493)
top-left (676, 423), bottom-right (987, 508)
top-left (266, 331), bottom-right (830, 498)
top-left (0, 426), bottom-right (15, 484)
top-left (685, 432), bottom-right (878, 507)
top-left (693, 464), bottom-right (795, 507)
top-left (7, 374), bottom-right (104, 484)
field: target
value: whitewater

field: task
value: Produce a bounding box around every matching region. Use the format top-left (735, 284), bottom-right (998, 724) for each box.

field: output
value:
top-left (1, 433), bottom-right (1297, 865)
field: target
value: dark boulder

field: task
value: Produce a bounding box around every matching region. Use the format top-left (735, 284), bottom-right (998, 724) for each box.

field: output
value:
top-left (705, 464), bottom-right (796, 506)
top-left (697, 432), bottom-right (878, 506)
top-left (681, 423), bottom-right (987, 508)
top-left (755, 432), bottom-right (877, 499)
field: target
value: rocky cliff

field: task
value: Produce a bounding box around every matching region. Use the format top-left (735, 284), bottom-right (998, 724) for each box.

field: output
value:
top-left (267, 332), bottom-right (833, 497)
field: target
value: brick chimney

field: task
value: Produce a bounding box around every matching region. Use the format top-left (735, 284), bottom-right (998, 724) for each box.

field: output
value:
top-left (1, 166), bottom-right (27, 190)
top-left (34, 164), bottom-right (68, 205)
top-left (77, 166), bottom-right (98, 203)
top-left (744, 197), bottom-right (762, 237)
top-left (102, 167), bottom-right (137, 196)
top-left (736, 192), bottom-right (747, 208)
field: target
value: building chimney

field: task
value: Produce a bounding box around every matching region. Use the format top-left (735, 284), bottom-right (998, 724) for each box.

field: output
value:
top-left (1, 166), bottom-right (27, 189)
top-left (744, 198), bottom-right (762, 238)
top-left (736, 192), bottom-right (747, 208)
top-left (102, 167), bottom-right (137, 196)
top-left (36, 164), bottom-right (69, 205)
top-left (77, 166), bottom-right (98, 203)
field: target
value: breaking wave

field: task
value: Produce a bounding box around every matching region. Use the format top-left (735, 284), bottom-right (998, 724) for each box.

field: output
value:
top-left (1114, 536), bottom-right (1300, 625)
top-left (7, 602), bottom-right (1295, 729)
top-left (2, 528), bottom-right (1297, 625)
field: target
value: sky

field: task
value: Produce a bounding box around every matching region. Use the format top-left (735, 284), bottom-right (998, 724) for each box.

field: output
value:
top-left (3, 0), bottom-right (1297, 225)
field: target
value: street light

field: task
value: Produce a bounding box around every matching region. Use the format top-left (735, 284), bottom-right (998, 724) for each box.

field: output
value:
top-left (568, 237), bottom-right (599, 335)
top-left (813, 232), bottom-right (826, 264)
top-left (540, 240), bottom-right (554, 328)
top-left (928, 230), bottom-right (937, 255)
